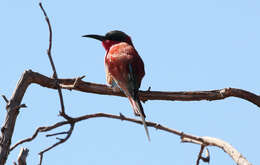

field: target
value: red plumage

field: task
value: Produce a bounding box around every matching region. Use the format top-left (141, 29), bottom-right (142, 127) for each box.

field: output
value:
top-left (105, 42), bottom-right (145, 117)
top-left (83, 30), bottom-right (150, 141)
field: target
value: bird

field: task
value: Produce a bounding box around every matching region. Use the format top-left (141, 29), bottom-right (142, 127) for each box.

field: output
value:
top-left (82, 30), bottom-right (150, 141)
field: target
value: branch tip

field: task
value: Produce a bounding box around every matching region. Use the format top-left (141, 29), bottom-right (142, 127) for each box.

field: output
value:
top-left (119, 112), bottom-right (125, 120)
top-left (1, 95), bottom-right (9, 103)
top-left (17, 147), bottom-right (29, 165)
top-left (19, 104), bottom-right (27, 109)
top-left (46, 131), bottom-right (68, 137)
top-left (56, 137), bottom-right (63, 141)
top-left (201, 147), bottom-right (210, 163)
top-left (196, 145), bottom-right (205, 165)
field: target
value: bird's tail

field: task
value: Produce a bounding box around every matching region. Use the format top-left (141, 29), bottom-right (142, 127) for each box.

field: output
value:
top-left (128, 96), bottom-right (151, 141)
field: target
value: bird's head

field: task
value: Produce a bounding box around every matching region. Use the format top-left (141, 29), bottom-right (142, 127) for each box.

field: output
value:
top-left (82, 30), bottom-right (133, 51)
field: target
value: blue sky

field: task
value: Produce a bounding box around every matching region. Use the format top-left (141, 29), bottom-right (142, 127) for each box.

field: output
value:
top-left (1, 0), bottom-right (260, 164)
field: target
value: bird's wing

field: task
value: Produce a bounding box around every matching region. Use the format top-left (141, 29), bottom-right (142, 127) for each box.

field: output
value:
top-left (106, 43), bottom-right (150, 141)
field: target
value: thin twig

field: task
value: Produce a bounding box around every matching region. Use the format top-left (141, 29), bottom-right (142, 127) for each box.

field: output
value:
top-left (196, 145), bottom-right (205, 165)
top-left (1, 95), bottom-right (9, 103)
top-left (60, 76), bottom-right (86, 90)
top-left (201, 148), bottom-right (210, 163)
top-left (38, 4), bottom-right (75, 164)
top-left (17, 147), bottom-right (29, 165)
top-left (11, 112), bottom-right (202, 151)
top-left (38, 123), bottom-right (74, 165)
top-left (39, 2), bottom-right (70, 120)
top-left (13, 104), bottom-right (27, 111)
top-left (46, 131), bottom-right (69, 137)
top-left (38, 153), bottom-right (43, 165)
top-left (10, 121), bottom-right (68, 151)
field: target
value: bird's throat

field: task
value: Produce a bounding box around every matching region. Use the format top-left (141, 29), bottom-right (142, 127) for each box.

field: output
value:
top-left (102, 40), bottom-right (121, 51)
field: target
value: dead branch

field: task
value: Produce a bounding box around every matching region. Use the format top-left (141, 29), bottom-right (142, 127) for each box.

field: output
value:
top-left (46, 131), bottom-right (70, 137)
top-left (200, 147), bottom-right (210, 163)
top-left (1, 95), bottom-right (9, 104)
top-left (39, 2), bottom-right (70, 120)
top-left (0, 71), bottom-right (32, 165)
top-left (1, 69), bottom-right (258, 165)
top-left (38, 123), bottom-right (74, 165)
top-left (196, 145), bottom-right (206, 165)
top-left (10, 121), bottom-right (68, 151)
top-left (21, 70), bottom-right (260, 107)
top-left (182, 136), bottom-right (251, 165)
top-left (10, 112), bottom-right (251, 165)
top-left (37, 3), bottom-right (75, 164)
top-left (16, 148), bottom-right (29, 165)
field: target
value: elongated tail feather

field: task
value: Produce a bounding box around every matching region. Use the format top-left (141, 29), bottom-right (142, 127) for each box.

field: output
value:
top-left (128, 96), bottom-right (151, 141)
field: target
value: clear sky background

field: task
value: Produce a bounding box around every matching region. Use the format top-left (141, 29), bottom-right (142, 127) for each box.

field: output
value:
top-left (1, 0), bottom-right (260, 164)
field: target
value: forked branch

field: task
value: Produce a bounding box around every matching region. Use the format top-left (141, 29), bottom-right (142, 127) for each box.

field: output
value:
top-left (10, 112), bottom-right (251, 165)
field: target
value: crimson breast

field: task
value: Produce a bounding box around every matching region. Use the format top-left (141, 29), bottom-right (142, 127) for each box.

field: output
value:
top-left (105, 42), bottom-right (145, 88)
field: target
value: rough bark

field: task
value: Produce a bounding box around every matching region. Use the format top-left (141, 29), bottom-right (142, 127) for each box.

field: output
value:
top-left (0, 71), bottom-right (31, 165)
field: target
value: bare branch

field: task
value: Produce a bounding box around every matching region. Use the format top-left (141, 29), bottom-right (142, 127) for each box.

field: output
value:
top-left (60, 75), bottom-right (86, 90)
top-left (38, 123), bottom-right (74, 165)
top-left (182, 136), bottom-right (251, 165)
top-left (1, 95), bottom-right (9, 103)
top-left (13, 104), bottom-right (27, 111)
top-left (19, 70), bottom-right (260, 108)
top-left (10, 121), bottom-right (68, 151)
top-left (0, 70), bottom-right (32, 165)
top-left (38, 3), bottom-right (54, 73)
top-left (196, 145), bottom-right (205, 165)
top-left (11, 112), bottom-right (251, 165)
top-left (17, 147), bottom-right (29, 165)
top-left (46, 131), bottom-right (69, 137)
top-left (201, 148), bottom-right (210, 163)
top-left (1, 69), bottom-right (257, 164)
top-left (39, 2), bottom-right (70, 120)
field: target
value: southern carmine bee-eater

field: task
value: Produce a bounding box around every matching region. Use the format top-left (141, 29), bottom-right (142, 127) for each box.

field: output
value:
top-left (82, 30), bottom-right (150, 141)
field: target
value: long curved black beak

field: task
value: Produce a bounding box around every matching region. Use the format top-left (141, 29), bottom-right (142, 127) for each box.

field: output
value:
top-left (82, 34), bottom-right (106, 41)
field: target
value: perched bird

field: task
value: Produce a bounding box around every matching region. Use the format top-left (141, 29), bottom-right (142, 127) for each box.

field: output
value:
top-left (83, 30), bottom-right (150, 141)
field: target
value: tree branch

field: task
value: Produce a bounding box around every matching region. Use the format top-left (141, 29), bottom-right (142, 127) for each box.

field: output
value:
top-left (39, 2), bottom-right (70, 120)
top-left (10, 112), bottom-right (251, 165)
top-left (0, 70), bottom-right (32, 165)
top-left (1, 95), bottom-right (9, 104)
top-left (26, 70), bottom-right (260, 107)
top-left (182, 136), bottom-right (251, 165)
top-left (16, 147), bottom-right (29, 165)
top-left (38, 123), bottom-right (74, 165)
top-left (1, 69), bottom-right (258, 164)
top-left (196, 145), bottom-right (205, 165)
